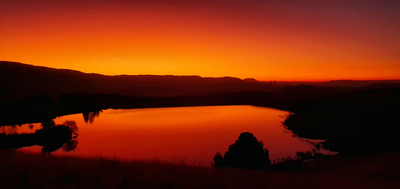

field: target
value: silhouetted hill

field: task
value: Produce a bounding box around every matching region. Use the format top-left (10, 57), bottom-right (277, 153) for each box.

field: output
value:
top-left (2, 61), bottom-right (400, 101)
top-left (0, 61), bottom-right (282, 100)
top-left (1, 61), bottom-right (400, 126)
top-left (276, 85), bottom-right (353, 96)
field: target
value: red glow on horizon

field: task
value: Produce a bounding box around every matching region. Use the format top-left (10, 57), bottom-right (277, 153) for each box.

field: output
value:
top-left (1, 0), bottom-right (399, 81)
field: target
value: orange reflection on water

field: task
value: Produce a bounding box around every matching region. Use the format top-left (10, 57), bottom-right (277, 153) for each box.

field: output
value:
top-left (9, 106), bottom-right (319, 165)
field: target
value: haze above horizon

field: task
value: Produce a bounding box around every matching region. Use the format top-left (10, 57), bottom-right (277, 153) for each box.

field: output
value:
top-left (1, 0), bottom-right (399, 81)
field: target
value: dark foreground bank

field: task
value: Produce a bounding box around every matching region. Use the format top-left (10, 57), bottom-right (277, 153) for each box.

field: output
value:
top-left (0, 150), bottom-right (399, 189)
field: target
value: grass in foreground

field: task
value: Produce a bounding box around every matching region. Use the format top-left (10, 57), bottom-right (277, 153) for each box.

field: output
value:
top-left (0, 150), bottom-right (399, 189)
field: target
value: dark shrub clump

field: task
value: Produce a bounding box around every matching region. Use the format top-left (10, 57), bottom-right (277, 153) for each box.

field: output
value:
top-left (213, 132), bottom-right (271, 170)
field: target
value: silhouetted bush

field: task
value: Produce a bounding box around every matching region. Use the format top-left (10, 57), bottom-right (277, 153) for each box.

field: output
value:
top-left (83, 111), bottom-right (100, 123)
top-left (0, 120), bottom-right (79, 153)
top-left (213, 132), bottom-right (271, 170)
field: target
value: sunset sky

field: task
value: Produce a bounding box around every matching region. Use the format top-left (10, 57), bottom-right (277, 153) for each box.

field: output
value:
top-left (1, 0), bottom-right (399, 81)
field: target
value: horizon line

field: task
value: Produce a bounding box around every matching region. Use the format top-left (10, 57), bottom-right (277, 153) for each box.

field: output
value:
top-left (2, 60), bottom-right (400, 83)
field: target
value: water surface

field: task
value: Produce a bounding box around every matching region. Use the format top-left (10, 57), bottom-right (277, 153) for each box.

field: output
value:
top-left (1, 105), bottom-right (323, 165)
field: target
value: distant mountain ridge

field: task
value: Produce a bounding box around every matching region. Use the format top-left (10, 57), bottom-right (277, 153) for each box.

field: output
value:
top-left (1, 61), bottom-right (400, 126)
top-left (0, 61), bottom-right (281, 99)
top-left (1, 61), bottom-right (400, 100)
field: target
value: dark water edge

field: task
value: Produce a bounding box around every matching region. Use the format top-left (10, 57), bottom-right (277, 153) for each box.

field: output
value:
top-left (283, 110), bottom-right (400, 155)
top-left (1, 87), bottom-right (400, 157)
top-left (1, 86), bottom-right (399, 126)
top-left (1, 107), bottom-right (330, 170)
top-left (0, 93), bottom-right (252, 126)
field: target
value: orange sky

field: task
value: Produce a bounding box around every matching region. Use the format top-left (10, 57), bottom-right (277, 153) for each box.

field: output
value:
top-left (1, 0), bottom-right (399, 81)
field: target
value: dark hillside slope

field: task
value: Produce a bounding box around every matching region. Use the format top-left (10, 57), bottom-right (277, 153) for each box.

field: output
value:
top-left (0, 61), bottom-right (281, 99)
top-left (1, 61), bottom-right (400, 126)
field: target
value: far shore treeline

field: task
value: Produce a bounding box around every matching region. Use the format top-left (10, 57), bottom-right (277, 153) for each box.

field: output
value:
top-left (1, 61), bottom-right (400, 126)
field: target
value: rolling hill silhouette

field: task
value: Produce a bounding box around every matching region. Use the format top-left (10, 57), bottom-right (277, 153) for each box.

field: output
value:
top-left (2, 61), bottom-right (400, 100)
top-left (1, 61), bottom-right (400, 126)
top-left (0, 61), bottom-right (282, 100)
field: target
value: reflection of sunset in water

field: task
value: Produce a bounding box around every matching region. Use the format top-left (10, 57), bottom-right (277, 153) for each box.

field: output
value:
top-left (5, 106), bottom-right (323, 165)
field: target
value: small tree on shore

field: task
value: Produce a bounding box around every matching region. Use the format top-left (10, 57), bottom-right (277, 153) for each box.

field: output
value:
top-left (213, 132), bottom-right (271, 170)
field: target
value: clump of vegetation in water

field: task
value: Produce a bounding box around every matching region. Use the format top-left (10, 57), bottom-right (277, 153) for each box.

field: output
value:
top-left (0, 120), bottom-right (79, 153)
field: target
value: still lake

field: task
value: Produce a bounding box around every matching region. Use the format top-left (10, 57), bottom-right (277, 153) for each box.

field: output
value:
top-left (1, 105), bottom-right (325, 165)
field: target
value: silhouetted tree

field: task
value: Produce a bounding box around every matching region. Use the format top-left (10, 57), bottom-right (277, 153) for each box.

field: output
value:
top-left (83, 111), bottom-right (100, 123)
top-left (213, 132), bottom-right (271, 170)
top-left (40, 120), bottom-right (79, 154)
top-left (0, 120), bottom-right (79, 154)
top-left (40, 120), bottom-right (56, 130)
